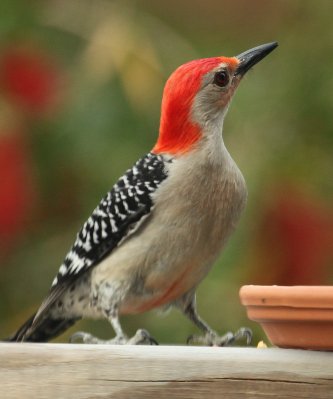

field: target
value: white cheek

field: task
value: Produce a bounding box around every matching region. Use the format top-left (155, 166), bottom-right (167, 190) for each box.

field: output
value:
top-left (190, 86), bottom-right (229, 128)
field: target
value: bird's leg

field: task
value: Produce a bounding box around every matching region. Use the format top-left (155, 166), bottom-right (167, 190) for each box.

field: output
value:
top-left (70, 310), bottom-right (158, 345)
top-left (179, 293), bottom-right (252, 346)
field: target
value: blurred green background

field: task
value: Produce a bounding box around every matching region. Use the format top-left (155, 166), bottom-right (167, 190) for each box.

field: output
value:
top-left (0, 0), bottom-right (332, 345)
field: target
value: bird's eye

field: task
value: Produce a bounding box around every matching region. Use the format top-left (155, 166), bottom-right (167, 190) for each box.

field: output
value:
top-left (213, 71), bottom-right (229, 87)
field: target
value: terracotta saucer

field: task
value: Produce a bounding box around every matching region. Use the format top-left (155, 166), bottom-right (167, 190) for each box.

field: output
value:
top-left (239, 285), bottom-right (333, 350)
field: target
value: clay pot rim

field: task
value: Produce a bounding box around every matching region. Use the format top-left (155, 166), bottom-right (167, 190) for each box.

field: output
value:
top-left (239, 285), bottom-right (333, 309)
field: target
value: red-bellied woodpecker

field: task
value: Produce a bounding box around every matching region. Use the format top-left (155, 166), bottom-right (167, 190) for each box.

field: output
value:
top-left (9, 42), bottom-right (278, 345)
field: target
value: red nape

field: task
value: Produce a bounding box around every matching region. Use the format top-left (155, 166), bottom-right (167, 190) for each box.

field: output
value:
top-left (153, 57), bottom-right (238, 155)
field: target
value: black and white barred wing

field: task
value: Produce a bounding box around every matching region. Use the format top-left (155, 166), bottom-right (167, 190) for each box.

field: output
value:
top-left (27, 152), bottom-right (171, 334)
top-left (52, 152), bottom-right (171, 288)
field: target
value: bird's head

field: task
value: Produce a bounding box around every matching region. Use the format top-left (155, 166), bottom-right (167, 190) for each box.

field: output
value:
top-left (153, 42), bottom-right (278, 155)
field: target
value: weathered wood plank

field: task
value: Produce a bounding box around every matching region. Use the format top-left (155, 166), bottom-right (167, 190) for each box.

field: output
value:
top-left (1, 344), bottom-right (332, 399)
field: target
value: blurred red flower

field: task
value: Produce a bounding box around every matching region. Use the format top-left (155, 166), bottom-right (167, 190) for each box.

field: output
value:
top-left (0, 46), bottom-right (62, 115)
top-left (0, 132), bottom-right (36, 253)
top-left (257, 185), bottom-right (333, 285)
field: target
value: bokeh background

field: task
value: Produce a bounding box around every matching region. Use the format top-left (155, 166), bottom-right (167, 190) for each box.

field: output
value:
top-left (1, 0), bottom-right (332, 345)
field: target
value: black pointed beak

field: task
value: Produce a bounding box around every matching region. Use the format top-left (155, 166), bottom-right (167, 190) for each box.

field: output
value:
top-left (235, 42), bottom-right (278, 76)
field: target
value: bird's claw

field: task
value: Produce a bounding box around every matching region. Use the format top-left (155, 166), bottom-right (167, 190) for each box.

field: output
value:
top-left (69, 331), bottom-right (128, 344)
top-left (128, 329), bottom-right (159, 345)
top-left (187, 327), bottom-right (252, 347)
top-left (69, 328), bottom-right (158, 345)
top-left (70, 331), bottom-right (100, 344)
top-left (233, 327), bottom-right (252, 345)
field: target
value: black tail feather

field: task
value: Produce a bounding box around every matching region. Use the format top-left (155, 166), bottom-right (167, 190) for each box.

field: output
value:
top-left (5, 314), bottom-right (79, 342)
top-left (4, 314), bottom-right (36, 342)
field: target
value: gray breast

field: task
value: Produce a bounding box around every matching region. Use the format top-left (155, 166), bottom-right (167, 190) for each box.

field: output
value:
top-left (143, 148), bottom-right (247, 286)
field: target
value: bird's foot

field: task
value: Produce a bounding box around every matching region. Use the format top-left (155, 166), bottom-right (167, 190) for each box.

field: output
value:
top-left (127, 329), bottom-right (159, 345)
top-left (69, 331), bottom-right (128, 344)
top-left (187, 327), bottom-right (252, 347)
top-left (69, 328), bottom-right (158, 345)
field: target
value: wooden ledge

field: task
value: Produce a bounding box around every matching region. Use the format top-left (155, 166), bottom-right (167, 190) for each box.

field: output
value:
top-left (1, 343), bottom-right (332, 398)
